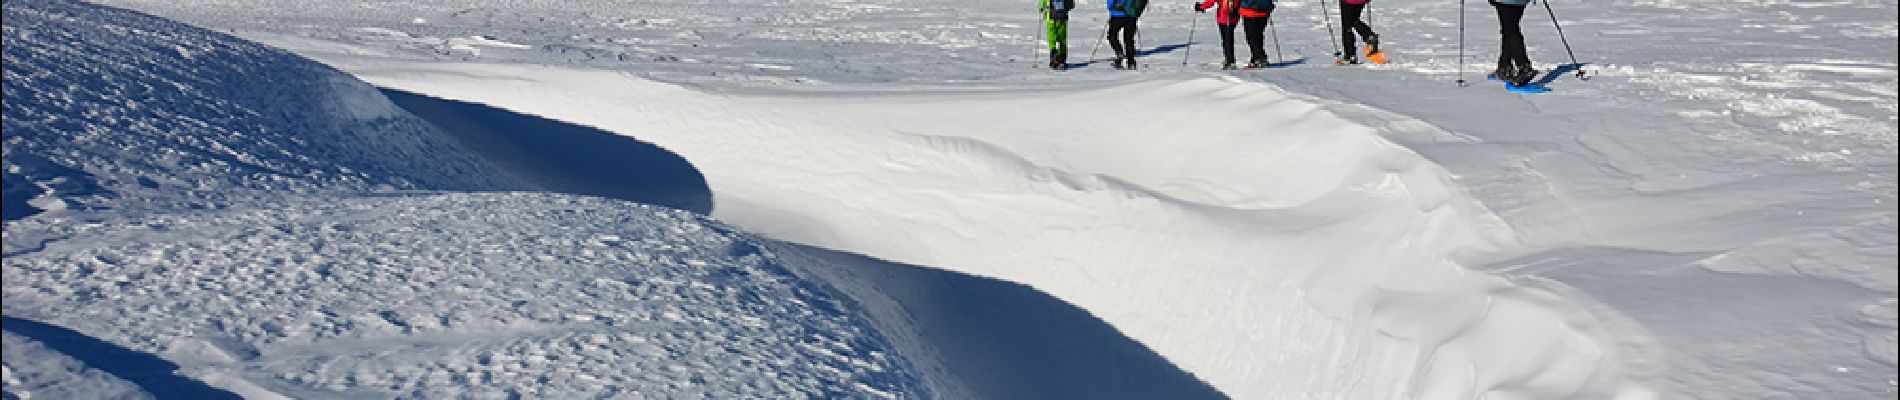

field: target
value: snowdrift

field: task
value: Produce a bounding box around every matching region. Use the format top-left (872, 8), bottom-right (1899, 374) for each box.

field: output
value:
top-left (2, 1), bottom-right (924, 398)
top-left (333, 62), bottom-right (1654, 399)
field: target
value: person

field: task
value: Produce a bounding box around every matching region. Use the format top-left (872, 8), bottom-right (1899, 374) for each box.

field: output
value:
top-left (1194, 0), bottom-right (1242, 69)
top-left (1106, 0), bottom-right (1149, 69)
top-left (1338, 0), bottom-right (1379, 64)
top-left (1041, 0), bottom-right (1075, 69)
top-left (1237, 0), bottom-right (1273, 68)
top-left (1491, 0), bottom-right (1536, 86)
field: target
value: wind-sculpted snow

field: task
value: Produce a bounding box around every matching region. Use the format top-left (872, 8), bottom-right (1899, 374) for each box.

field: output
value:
top-left (22, 0), bottom-right (1900, 398)
top-left (2, 193), bottom-right (927, 399)
top-left (1, 331), bottom-right (151, 400)
top-left (327, 64), bottom-right (1657, 399)
top-left (3, 1), bottom-right (923, 398)
top-left (1, 0), bottom-right (522, 221)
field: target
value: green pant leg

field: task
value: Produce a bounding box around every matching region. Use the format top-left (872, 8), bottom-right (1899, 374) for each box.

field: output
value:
top-left (1047, 19), bottom-right (1068, 54)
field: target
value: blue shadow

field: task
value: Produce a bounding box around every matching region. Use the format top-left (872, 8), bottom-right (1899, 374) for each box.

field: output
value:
top-left (1068, 42), bottom-right (1191, 69)
top-left (1137, 42), bottom-right (1192, 57)
top-left (2, 316), bottom-right (242, 400)
top-left (1532, 63), bottom-right (1589, 86)
top-left (380, 89), bottom-right (713, 214)
top-left (781, 244), bottom-right (1229, 400)
top-left (1265, 58), bottom-right (1307, 68)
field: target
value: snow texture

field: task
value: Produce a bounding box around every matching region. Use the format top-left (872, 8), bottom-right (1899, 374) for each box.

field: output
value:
top-left (3, 0), bottom-right (925, 398)
top-left (5, 193), bottom-right (925, 399)
top-left (6, 0), bottom-right (1896, 398)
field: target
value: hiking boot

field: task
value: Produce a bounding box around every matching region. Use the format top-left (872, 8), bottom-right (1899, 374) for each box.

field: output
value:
top-left (1220, 61), bottom-right (1238, 70)
top-left (1245, 59), bottom-right (1268, 69)
top-left (1125, 58), bottom-right (1138, 70)
top-left (1112, 59), bottom-right (1125, 69)
top-left (1509, 64), bottom-right (1537, 86)
top-left (1365, 33), bottom-right (1381, 54)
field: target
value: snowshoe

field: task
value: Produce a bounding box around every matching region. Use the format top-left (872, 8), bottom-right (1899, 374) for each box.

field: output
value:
top-left (1363, 34), bottom-right (1389, 64)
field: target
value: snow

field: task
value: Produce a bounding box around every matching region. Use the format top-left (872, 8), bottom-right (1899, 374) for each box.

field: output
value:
top-left (2, 332), bottom-right (151, 400)
top-left (4, 193), bottom-right (926, 399)
top-left (3, 0), bottom-right (924, 398)
top-left (8, 0), bottom-right (1897, 398)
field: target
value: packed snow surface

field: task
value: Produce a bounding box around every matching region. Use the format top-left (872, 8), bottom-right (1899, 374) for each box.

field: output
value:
top-left (6, 0), bottom-right (1896, 398)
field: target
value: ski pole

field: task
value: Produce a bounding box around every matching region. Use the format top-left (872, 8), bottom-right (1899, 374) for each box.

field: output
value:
top-left (1183, 10), bottom-right (1200, 66)
top-left (1541, 0), bottom-right (1585, 79)
top-left (1090, 19), bottom-right (1106, 61)
top-left (1455, 0), bottom-right (1466, 86)
top-left (1269, 15), bottom-right (1284, 62)
top-left (1319, 0), bottom-right (1341, 61)
top-left (1034, 9), bottom-right (1046, 68)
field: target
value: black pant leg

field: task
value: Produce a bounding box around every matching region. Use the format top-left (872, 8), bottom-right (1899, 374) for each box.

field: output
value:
top-left (1218, 23), bottom-right (1238, 64)
top-left (1341, 3), bottom-right (1364, 51)
top-left (1242, 17), bottom-right (1268, 63)
top-left (1492, 2), bottom-right (1529, 69)
top-left (1123, 19), bottom-right (1140, 60)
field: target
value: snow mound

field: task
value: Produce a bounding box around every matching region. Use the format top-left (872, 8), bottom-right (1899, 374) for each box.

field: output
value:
top-left (3, 193), bottom-right (926, 398)
top-left (3, 1), bottom-right (924, 398)
top-left (336, 64), bottom-right (1657, 399)
top-left (1, 0), bottom-right (522, 221)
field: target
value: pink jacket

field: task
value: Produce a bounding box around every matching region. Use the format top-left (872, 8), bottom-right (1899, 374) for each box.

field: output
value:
top-left (1345, 0), bottom-right (1370, 5)
top-left (1196, 0), bottom-right (1241, 25)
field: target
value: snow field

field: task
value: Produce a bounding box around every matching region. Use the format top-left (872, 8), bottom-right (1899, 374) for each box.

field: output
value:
top-left (5, 1), bottom-right (926, 397)
top-left (3, 193), bottom-right (926, 399)
top-left (11, 0), bottom-right (1896, 398)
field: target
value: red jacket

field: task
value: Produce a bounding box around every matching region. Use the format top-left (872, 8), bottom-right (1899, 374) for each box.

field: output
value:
top-left (1196, 0), bottom-right (1242, 24)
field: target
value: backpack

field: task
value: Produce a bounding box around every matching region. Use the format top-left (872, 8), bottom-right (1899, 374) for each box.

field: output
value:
top-left (1048, 0), bottom-right (1074, 20)
top-left (1121, 0), bottom-right (1150, 18)
top-left (1239, 0), bottom-right (1272, 11)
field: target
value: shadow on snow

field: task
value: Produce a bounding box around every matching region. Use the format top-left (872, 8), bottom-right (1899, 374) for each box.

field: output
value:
top-left (380, 88), bottom-right (713, 215)
top-left (1534, 63), bottom-right (1590, 86)
top-left (780, 244), bottom-right (1229, 400)
top-left (1, 316), bottom-right (242, 400)
top-left (1069, 42), bottom-right (1192, 69)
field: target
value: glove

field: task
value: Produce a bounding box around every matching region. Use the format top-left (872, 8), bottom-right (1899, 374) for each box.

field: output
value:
top-left (1194, 4), bottom-right (1206, 12)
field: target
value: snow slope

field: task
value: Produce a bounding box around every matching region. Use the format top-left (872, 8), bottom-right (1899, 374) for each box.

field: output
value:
top-left (0, 0), bottom-right (523, 219)
top-left (26, 0), bottom-right (1900, 398)
top-left (3, 0), bottom-right (925, 398)
top-left (4, 193), bottom-right (926, 399)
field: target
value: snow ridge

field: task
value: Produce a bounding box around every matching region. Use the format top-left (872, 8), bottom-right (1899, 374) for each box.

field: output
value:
top-left (1, 0), bottom-right (521, 220)
top-left (2, 0), bottom-right (927, 398)
top-left (330, 63), bottom-right (1659, 398)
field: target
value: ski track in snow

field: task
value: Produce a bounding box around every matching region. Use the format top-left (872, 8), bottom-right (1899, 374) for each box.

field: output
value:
top-left (9, 0), bottom-right (1897, 398)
